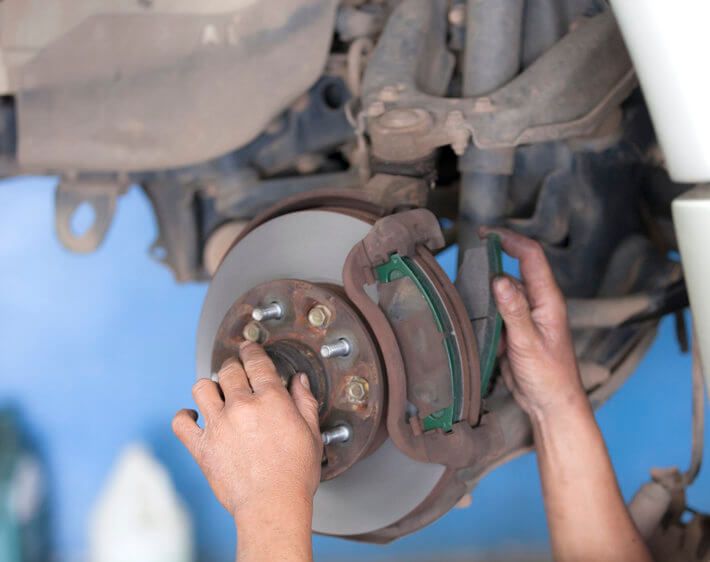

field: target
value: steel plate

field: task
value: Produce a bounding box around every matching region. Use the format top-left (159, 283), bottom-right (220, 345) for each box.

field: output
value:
top-left (196, 210), bottom-right (445, 536)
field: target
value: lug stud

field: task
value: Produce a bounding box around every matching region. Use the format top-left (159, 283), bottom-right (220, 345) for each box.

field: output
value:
top-left (251, 302), bottom-right (283, 322)
top-left (320, 338), bottom-right (351, 358)
top-left (321, 424), bottom-right (352, 446)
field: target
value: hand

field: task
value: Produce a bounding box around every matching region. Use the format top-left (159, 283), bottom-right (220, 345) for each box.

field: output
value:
top-left (480, 227), bottom-right (587, 421)
top-left (172, 341), bottom-right (323, 517)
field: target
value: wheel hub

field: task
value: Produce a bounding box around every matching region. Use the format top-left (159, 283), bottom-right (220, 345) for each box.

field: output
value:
top-left (211, 278), bottom-right (386, 481)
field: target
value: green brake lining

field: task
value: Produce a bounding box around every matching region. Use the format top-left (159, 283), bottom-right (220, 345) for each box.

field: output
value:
top-left (375, 254), bottom-right (462, 432)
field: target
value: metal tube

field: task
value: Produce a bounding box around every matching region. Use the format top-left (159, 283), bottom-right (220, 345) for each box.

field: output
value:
top-left (458, 0), bottom-right (524, 258)
top-left (462, 0), bottom-right (525, 97)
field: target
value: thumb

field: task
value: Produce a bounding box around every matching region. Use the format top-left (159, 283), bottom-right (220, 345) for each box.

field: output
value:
top-left (493, 276), bottom-right (539, 349)
top-left (290, 374), bottom-right (321, 439)
top-left (172, 409), bottom-right (202, 459)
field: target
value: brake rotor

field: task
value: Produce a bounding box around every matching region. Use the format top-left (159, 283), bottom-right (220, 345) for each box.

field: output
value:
top-left (196, 190), bottom-right (500, 540)
top-left (197, 209), bottom-right (448, 536)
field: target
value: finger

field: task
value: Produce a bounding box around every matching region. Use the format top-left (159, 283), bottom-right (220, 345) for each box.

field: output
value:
top-left (499, 356), bottom-right (515, 392)
top-left (192, 378), bottom-right (224, 419)
top-left (239, 342), bottom-right (283, 392)
top-left (496, 331), bottom-right (507, 358)
top-left (290, 374), bottom-right (321, 439)
top-left (509, 276), bottom-right (527, 297)
top-left (172, 409), bottom-right (202, 458)
top-left (218, 357), bottom-right (251, 401)
top-left (493, 275), bottom-right (540, 349)
top-left (480, 227), bottom-right (563, 310)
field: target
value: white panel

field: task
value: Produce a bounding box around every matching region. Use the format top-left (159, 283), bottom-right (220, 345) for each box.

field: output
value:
top-left (673, 185), bottom-right (710, 387)
top-left (611, 0), bottom-right (710, 183)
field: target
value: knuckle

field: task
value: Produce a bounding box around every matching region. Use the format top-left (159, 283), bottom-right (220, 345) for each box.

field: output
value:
top-left (218, 363), bottom-right (239, 379)
top-left (528, 239), bottom-right (545, 259)
top-left (192, 378), bottom-right (213, 397)
top-left (171, 414), bottom-right (183, 435)
top-left (303, 394), bottom-right (319, 412)
top-left (253, 359), bottom-right (277, 375)
top-left (261, 382), bottom-right (285, 398)
top-left (504, 294), bottom-right (528, 319)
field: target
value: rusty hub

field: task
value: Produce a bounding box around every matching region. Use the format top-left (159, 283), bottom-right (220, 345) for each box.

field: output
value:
top-left (211, 278), bottom-right (386, 481)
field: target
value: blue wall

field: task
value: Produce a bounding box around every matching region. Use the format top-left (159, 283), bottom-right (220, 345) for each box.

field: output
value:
top-left (1, 176), bottom-right (708, 561)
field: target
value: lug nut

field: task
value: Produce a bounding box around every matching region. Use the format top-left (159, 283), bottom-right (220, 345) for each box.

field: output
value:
top-left (307, 304), bottom-right (331, 328)
top-left (320, 338), bottom-right (351, 358)
top-left (242, 321), bottom-right (264, 343)
top-left (251, 302), bottom-right (283, 322)
top-left (345, 377), bottom-right (369, 405)
top-left (321, 424), bottom-right (352, 446)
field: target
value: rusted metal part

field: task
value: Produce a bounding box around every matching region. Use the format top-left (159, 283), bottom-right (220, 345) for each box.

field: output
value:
top-left (342, 208), bottom-right (492, 467)
top-left (55, 177), bottom-right (128, 254)
top-left (211, 279), bottom-right (385, 481)
top-left (646, 482), bottom-right (710, 562)
top-left (362, 173), bottom-right (429, 210)
top-left (417, 248), bottom-right (480, 425)
top-left (378, 277), bottom-right (453, 419)
top-left (362, 1), bottom-right (636, 161)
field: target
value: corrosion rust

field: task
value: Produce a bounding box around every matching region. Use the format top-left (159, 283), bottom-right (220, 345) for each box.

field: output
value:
top-left (212, 279), bottom-right (386, 481)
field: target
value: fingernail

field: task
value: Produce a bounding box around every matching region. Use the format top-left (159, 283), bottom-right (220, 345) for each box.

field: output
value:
top-left (300, 373), bottom-right (310, 390)
top-left (493, 276), bottom-right (515, 302)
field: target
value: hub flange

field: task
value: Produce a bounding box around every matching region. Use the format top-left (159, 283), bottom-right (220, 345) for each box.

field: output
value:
top-left (211, 278), bottom-right (386, 481)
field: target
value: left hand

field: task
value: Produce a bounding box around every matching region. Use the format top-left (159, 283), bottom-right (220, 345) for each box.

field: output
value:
top-left (172, 341), bottom-right (323, 517)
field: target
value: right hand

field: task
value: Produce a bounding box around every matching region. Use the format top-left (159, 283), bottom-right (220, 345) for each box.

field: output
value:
top-left (480, 227), bottom-right (588, 421)
top-left (172, 342), bottom-right (322, 518)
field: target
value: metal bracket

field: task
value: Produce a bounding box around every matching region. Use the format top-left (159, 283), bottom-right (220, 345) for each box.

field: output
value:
top-left (55, 177), bottom-right (127, 253)
top-left (362, 1), bottom-right (636, 161)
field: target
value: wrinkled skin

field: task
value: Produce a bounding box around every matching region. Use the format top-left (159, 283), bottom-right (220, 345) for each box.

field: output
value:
top-left (173, 341), bottom-right (321, 562)
top-left (480, 226), bottom-right (586, 420)
top-left (482, 227), bottom-right (651, 562)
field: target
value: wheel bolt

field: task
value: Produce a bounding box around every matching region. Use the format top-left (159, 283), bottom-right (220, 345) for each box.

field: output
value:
top-left (320, 338), bottom-right (351, 358)
top-left (307, 304), bottom-right (331, 328)
top-left (242, 321), bottom-right (264, 343)
top-left (321, 424), bottom-right (352, 446)
top-left (345, 377), bottom-right (369, 405)
top-left (251, 302), bottom-right (283, 322)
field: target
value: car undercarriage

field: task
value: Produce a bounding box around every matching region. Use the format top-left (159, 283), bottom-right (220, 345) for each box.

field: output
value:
top-left (0, 0), bottom-right (706, 555)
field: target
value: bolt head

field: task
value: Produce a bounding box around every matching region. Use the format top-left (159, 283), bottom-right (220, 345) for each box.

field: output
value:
top-left (448, 4), bottom-right (466, 26)
top-left (345, 377), bottom-right (369, 405)
top-left (367, 101), bottom-right (386, 117)
top-left (242, 321), bottom-right (264, 343)
top-left (377, 108), bottom-right (433, 135)
top-left (379, 85), bottom-right (399, 102)
top-left (307, 304), bottom-right (331, 328)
